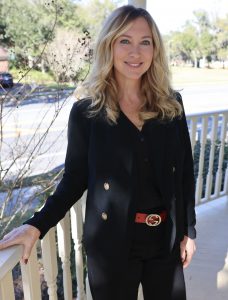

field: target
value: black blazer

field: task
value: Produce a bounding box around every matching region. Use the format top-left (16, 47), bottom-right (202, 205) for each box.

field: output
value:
top-left (25, 92), bottom-right (196, 274)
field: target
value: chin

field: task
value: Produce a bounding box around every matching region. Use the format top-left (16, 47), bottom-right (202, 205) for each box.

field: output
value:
top-left (126, 72), bottom-right (146, 80)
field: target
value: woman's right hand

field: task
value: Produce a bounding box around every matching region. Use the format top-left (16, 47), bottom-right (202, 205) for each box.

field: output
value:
top-left (0, 224), bottom-right (41, 264)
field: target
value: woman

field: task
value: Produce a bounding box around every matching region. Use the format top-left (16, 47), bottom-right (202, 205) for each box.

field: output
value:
top-left (0, 5), bottom-right (196, 300)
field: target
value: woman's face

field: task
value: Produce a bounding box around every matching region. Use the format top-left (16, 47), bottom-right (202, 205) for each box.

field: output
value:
top-left (113, 17), bottom-right (153, 83)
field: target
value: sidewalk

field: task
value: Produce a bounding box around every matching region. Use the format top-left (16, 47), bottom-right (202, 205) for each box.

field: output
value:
top-left (185, 195), bottom-right (228, 300)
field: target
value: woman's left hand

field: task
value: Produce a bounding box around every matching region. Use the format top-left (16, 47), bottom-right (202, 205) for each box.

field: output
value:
top-left (180, 235), bottom-right (196, 268)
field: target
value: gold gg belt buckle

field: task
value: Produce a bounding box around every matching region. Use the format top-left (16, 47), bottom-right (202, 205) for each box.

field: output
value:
top-left (145, 214), bottom-right (161, 226)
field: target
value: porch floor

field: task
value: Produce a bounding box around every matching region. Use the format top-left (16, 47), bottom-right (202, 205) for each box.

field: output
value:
top-left (184, 195), bottom-right (228, 300)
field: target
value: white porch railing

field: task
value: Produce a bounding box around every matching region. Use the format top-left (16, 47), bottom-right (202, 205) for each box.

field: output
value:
top-left (187, 109), bottom-right (228, 204)
top-left (0, 109), bottom-right (228, 300)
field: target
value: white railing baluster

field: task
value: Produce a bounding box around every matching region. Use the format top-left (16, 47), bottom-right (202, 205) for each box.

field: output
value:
top-left (138, 283), bottom-right (144, 300)
top-left (224, 164), bottom-right (228, 194)
top-left (86, 276), bottom-right (93, 300)
top-left (41, 228), bottom-right (58, 300)
top-left (0, 245), bottom-right (23, 300)
top-left (214, 114), bottom-right (228, 197)
top-left (20, 243), bottom-right (41, 300)
top-left (71, 199), bottom-right (86, 300)
top-left (0, 272), bottom-right (15, 300)
top-left (57, 212), bottom-right (73, 300)
top-left (189, 116), bottom-right (197, 154)
top-left (205, 115), bottom-right (218, 201)
top-left (195, 116), bottom-right (208, 204)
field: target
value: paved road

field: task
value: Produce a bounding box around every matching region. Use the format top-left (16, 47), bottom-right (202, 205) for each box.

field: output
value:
top-left (2, 96), bottom-right (74, 178)
top-left (1, 85), bottom-right (228, 178)
top-left (175, 84), bottom-right (228, 114)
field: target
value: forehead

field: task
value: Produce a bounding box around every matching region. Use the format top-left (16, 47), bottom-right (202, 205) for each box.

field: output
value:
top-left (122, 17), bottom-right (152, 36)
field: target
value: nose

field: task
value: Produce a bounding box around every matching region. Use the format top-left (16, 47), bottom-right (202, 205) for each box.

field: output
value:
top-left (129, 44), bottom-right (140, 58)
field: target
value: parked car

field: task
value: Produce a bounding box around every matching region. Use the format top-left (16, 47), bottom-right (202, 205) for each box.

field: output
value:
top-left (0, 72), bottom-right (13, 88)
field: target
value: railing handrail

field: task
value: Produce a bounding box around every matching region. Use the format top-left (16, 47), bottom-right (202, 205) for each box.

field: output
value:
top-left (0, 245), bottom-right (22, 280)
top-left (186, 109), bottom-right (228, 118)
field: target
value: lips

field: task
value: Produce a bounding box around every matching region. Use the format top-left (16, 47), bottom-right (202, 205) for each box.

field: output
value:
top-left (125, 62), bottom-right (143, 68)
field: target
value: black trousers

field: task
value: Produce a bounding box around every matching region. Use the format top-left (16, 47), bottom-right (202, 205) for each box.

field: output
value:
top-left (88, 213), bottom-right (186, 300)
top-left (124, 218), bottom-right (186, 300)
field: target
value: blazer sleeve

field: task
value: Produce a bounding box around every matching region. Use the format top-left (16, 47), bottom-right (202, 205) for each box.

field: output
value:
top-left (176, 92), bottom-right (197, 239)
top-left (24, 101), bottom-right (89, 238)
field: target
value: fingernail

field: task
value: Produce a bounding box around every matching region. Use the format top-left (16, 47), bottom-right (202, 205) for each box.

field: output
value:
top-left (24, 259), bottom-right (28, 265)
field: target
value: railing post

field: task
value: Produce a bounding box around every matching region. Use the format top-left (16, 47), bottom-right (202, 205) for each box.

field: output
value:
top-left (224, 166), bottom-right (228, 194)
top-left (0, 272), bottom-right (15, 300)
top-left (205, 115), bottom-right (218, 200)
top-left (57, 212), bottom-right (73, 300)
top-left (85, 276), bottom-right (93, 300)
top-left (41, 228), bottom-right (58, 300)
top-left (195, 116), bottom-right (208, 204)
top-left (20, 242), bottom-right (41, 300)
top-left (189, 117), bottom-right (197, 154)
top-left (71, 199), bottom-right (86, 300)
top-left (0, 245), bottom-right (23, 300)
top-left (138, 283), bottom-right (144, 300)
top-left (215, 114), bottom-right (228, 197)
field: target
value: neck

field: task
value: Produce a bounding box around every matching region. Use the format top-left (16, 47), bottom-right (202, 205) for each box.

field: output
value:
top-left (116, 78), bottom-right (142, 108)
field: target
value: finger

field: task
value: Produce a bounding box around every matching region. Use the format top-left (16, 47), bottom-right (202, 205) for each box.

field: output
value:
top-left (180, 245), bottom-right (186, 259)
top-left (183, 251), bottom-right (193, 268)
top-left (181, 250), bottom-right (187, 262)
top-left (21, 244), bottom-right (34, 264)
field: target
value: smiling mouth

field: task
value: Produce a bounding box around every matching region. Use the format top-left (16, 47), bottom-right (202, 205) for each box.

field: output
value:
top-left (125, 62), bottom-right (143, 68)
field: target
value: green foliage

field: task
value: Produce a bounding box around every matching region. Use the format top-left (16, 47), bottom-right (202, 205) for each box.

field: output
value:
top-left (193, 139), bottom-right (228, 197)
top-left (10, 67), bottom-right (54, 83)
top-left (169, 25), bottom-right (199, 62)
top-left (167, 10), bottom-right (228, 66)
top-left (214, 15), bottom-right (228, 63)
top-left (76, 0), bottom-right (119, 37)
top-left (0, 0), bottom-right (122, 81)
top-left (0, 0), bottom-right (55, 67)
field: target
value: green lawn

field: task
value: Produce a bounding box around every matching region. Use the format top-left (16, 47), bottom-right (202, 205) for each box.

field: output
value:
top-left (10, 68), bottom-right (74, 88)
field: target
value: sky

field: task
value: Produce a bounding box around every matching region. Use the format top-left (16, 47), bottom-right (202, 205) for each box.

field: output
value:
top-left (122, 0), bottom-right (228, 34)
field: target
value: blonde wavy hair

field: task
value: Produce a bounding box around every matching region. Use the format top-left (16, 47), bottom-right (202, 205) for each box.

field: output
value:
top-left (76, 5), bottom-right (183, 123)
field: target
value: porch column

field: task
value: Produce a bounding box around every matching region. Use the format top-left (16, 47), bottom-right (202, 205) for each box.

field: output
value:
top-left (128, 0), bottom-right (146, 9)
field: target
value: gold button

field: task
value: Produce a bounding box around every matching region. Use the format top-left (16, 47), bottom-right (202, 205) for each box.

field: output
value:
top-left (104, 182), bottom-right (110, 190)
top-left (173, 166), bottom-right (175, 172)
top-left (101, 212), bottom-right (108, 220)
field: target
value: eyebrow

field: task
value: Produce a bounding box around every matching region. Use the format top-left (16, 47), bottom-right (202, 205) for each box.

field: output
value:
top-left (120, 34), bottom-right (152, 39)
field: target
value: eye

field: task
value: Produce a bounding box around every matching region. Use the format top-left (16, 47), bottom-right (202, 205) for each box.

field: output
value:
top-left (141, 40), bottom-right (151, 45)
top-left (120, 39), bottom-right (130, 44)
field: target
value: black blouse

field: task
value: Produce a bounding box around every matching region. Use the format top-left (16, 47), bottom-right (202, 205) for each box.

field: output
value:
top-left (119, 111), bottom-right (163, 212)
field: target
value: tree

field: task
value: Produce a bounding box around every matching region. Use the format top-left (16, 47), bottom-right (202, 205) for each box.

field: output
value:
top-left (76, 0), bottom-right (119, 37)
top-left (213, 15), bottom-right (228, 67)
top-left (44, 27), bottom-right (91, 82)
top-left (167, 9), bottom-right (218, 68)
top-left (168, 25), bottom-right (199, 65)
top-left (0, 0), bottom-right (92, 235)
top-left (0, 0), bottom-right (57, 68)
top-left (192, 10), bottom-right (215, 67)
